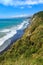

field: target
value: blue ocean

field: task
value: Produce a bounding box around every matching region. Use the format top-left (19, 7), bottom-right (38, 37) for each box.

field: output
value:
top-left (0, 17), bottom-right (29, 52)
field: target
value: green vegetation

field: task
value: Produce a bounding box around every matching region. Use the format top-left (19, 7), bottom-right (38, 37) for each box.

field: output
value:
top-left (0, 11), bottom-right (43, 65)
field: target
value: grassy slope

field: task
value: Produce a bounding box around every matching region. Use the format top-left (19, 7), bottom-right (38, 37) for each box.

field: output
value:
top-left (0, 11), bottom-right (43, 65)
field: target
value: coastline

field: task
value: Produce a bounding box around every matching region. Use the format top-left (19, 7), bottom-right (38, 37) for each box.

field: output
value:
top-left (0, 18), bottom-right (30, 54)
top-left (0, 11), bottom-right (43, 65)
top-left (0, 30), bottom-right (24, 54)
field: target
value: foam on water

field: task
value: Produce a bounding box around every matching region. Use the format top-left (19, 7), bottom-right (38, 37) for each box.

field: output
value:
top-left (0, 30), bottom-right (17, 46)
top-left (0, 19), bottom-right (29, 47)
top-left (0, 29), bottom-right (10, 33)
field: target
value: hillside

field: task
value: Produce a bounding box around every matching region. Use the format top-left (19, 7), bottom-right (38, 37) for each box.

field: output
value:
top-left (0, 11), bottom-right (43, 65)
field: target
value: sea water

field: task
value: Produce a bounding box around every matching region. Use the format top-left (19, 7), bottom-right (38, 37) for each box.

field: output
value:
top-left (0, 17), bottom-right (30, 52)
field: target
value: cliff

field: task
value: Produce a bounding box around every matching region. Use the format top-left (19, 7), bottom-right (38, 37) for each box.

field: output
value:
top-left (0, 11), bottom-right (43, 65)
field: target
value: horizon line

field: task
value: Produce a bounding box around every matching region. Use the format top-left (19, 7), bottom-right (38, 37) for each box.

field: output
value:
top-left (0, 15), bottom-right (32, 19)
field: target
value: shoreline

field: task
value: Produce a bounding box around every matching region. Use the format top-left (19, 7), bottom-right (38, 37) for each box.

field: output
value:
top-left (0, 18), bottom-right (30, 54)
top-left (0, 30), bottom-right (24, 54)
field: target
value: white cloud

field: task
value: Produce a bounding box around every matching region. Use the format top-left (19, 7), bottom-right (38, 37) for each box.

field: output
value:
top-left (27, 5), bottom-right (32, 8)
top-left (11, 14), bottom-right (29, 18)
top-left (0, 0), bottom-right (13, 5)
top-left (0, 14), bottom-right (29, 18)
top-left (0, 0), bottom-right (43, 6)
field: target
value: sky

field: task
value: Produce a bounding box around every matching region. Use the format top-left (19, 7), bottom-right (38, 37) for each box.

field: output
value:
top-left (0, 0), bottom-right (43, 18)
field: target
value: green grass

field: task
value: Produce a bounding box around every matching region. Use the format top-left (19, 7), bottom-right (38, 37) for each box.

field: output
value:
top-left (0, 11), bottom-right (43, 65)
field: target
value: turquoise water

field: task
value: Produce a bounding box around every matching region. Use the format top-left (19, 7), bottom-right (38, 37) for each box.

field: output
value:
top-left (0, 17), bottom-right (29, 40)
top-left (0, 18), bottom-right (25, 29)
top-left (0, 18), bottom-right (26, 38)
top-left (0, 17), bottom-right (30, 52)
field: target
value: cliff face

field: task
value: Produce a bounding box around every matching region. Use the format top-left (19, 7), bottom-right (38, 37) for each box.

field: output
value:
top-left (0, 11), bottom-right (43, 65)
